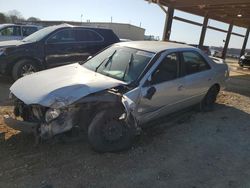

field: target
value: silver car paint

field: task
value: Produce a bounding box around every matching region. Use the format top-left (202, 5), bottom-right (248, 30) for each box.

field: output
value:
top-left (10, 45), bottom-right (229, 129)
top-left (10, 63), bottom-right (126, 108)
top-left (134, 48), bottom-right (228, 124)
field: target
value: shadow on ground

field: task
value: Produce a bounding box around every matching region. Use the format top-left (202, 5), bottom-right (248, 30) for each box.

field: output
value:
top-left (1, 103), bottom-right (250, 188)
top-left (226, 74), bottom-right (250, 97)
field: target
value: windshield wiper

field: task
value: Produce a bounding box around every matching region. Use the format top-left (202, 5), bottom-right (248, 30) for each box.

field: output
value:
top-left (95, 50), bottom-right (117, 72)
top-left (122, 54), bottom-right (134, 81)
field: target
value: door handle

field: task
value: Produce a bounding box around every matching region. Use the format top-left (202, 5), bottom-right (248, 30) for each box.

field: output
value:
top-left (178, 85), bottom-right (184, 91)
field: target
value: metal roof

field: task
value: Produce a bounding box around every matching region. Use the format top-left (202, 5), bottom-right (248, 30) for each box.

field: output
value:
top-left (117, 41), bottom-right (194, 53)
top-left (146, 0), bottom-right (250, 28)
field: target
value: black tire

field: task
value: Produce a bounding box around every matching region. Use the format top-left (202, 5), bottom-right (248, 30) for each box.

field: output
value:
top-left (200, 85), bottom-right (220, 112)
top-left (88, 110), bottom-right (135, 152)
top-left (12, 59), bottom-right (39, 81)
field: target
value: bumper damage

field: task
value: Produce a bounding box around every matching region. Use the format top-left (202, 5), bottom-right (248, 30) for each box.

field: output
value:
top-left (7, 88), bottom-right (139, 144)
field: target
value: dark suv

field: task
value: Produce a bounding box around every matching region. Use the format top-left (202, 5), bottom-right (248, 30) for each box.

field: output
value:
top-left (239, 52), bottom-right (250, 67)
top-left (0, 24), bottom-right (120, 80)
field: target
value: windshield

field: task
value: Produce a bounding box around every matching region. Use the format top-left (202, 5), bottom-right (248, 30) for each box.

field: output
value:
top-left (83, 46), bottom-right (155, 83)
top-left (22, 26), bottom-right (58, 42)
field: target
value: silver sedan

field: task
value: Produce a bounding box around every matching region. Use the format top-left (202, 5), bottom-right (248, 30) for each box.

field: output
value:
top-left (6, 41), bottom-right (229, 152)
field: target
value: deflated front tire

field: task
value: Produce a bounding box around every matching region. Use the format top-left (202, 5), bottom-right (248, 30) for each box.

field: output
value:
top-left (87, 110), bottom-right (135, 152)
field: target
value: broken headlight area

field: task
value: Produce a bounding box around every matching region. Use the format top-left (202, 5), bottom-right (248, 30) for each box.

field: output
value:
top-left (12, 98), bottom-right (79, 140)
top-left (45, 108), bottom-right (61, 123)
top-left (40, 107), bottom-right (78, 139)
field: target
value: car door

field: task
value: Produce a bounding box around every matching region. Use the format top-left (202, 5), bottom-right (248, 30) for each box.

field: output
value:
top-left (44, 28), bottom-right (78, 67)
top-left (75, 29), bottom-right (105, 60)
top-left (137, 52), bottom-right (187, 124)
top-left (0, 26), bottom-right (22, 41)
top-left (180, 51), bottom-right (213, 106)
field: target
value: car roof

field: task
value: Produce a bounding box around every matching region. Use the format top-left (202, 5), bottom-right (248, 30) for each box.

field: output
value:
top-left (49, 24), bottom-right (113, 31)
top-left (0, 23), bottom-right (40, 30)
top-left (116, 41), bottom-right (195, 53)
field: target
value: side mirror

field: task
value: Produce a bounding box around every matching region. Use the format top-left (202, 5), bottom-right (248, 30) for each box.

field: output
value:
top-left (87, 56), bottom-right (92, 60)
top-left (144, 86), bottom-right (156, 100)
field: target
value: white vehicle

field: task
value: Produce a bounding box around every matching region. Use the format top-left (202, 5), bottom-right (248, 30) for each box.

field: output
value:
top-left (5, 41), bottom-right (229, 152)
top-left (0, 24), bottom-right (42, 41)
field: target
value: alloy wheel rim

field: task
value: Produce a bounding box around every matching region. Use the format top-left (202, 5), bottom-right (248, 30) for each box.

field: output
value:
top-left (21, 64), bottom-right (36, 76)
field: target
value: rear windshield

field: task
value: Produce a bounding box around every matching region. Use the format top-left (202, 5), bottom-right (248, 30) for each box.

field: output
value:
top-left (22, 26), bottom-right (58, 42)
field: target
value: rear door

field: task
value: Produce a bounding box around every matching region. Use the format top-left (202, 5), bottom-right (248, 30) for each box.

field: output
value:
top-left (180, 51), bottom-right (213, 105)
top-left (75, 28), bottom-right (105, 60)
top-left (44, 28), bottom-right (78, 67)
top-left (137, 52), bottom-right (187, 123)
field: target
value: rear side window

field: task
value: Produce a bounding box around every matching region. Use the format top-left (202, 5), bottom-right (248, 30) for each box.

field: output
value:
top-left (76, 29), bottom-right (103, 42)
top-left (182, 51), bottom-right (210, 75)
top-left (0, 26), bottom-right (21, 36)
top-left (47, 29), bottom-right (76, 43)
top-left (22, 26), bottom-right (38, 37)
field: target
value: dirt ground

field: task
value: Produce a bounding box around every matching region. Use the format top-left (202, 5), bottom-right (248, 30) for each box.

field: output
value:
top-left (0, 61), bottom-right (250, 188)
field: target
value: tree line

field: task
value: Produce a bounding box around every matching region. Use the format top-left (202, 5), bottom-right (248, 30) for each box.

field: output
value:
top-left (0, 10), bottom-right (41, 24)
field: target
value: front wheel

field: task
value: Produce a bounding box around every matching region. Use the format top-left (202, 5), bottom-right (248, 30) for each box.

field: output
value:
top-left (88, 110), bottom-right (135, 152)
top-left (12, 59), bottom-right (39, 80)
top-left (200, 85), bottom-right (220, 112)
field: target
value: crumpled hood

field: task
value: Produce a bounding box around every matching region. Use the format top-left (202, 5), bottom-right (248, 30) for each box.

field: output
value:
top-left (0, 40), bottom-right (24, 48)
top-left (10, 63), bottom-right (125, 107)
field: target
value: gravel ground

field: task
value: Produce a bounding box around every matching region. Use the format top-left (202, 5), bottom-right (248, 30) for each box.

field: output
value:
top-left (0, 64), bottom-right (250, 188)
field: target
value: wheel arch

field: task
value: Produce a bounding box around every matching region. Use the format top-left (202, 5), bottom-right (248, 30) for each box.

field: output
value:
top-left (6, 56), bottom-right (44, 75)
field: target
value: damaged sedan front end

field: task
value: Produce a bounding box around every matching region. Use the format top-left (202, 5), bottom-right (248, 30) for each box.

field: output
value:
top-left (8, 86), bottom-right (139, 150)
top-left (5, 52), bottom-right (146, 152)
top-left (6, 41), bottom-right (228, 152)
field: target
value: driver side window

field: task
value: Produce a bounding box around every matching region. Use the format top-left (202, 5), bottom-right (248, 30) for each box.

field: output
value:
top-left (151, 53), bottom-right (179, 85)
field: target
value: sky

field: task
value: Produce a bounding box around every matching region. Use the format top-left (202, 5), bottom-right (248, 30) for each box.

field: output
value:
top-left (0, 0), bottom-right (249, 48)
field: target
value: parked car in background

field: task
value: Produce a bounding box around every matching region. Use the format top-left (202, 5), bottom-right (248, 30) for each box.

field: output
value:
top-left (0, 24), bottom-right (41, 41)
top-left (239, 52), bottom-right (250, 67)
top-left (5, 41), bottom-right (229, 152)
top-left (189, 44), bottom-right (211, 56)
top-left (213, 50), bottom-right (223, 58)
top-left (0, 24), bottom-right (120, 80)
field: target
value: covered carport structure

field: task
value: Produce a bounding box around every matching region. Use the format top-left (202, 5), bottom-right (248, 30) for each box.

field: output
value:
top-left (146, 0), bottom-right (250, 59)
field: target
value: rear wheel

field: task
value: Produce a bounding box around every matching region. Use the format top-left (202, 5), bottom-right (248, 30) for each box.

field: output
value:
top-left (88, 110), bottom-right (135, 152)
top-left (12, 59), bottom-right (39, 80)
top-left (200, 85), bottom-right (220, 112)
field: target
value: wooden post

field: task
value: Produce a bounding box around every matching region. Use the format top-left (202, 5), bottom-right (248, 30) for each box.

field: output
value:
top-left (199, 16), bottom-right (209, 48)
top-left (240, 27), bottom-right (250, 57)
top-left (163, 7), bottom-right (174, 41)
top-left (222, 23), bottom-right (233, 59)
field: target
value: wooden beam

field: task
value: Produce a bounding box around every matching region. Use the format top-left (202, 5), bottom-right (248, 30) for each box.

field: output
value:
top-left (173, 16), bottom-right (202, 26)
top-left (163, 7), bottom-right (174, 41)
top-left (146, 0), bottom-right (250, 28)
top-left (240, 28), bottom-right (250, 56)
top-left (173, 16), bottom-right (245, 38)
top-left (158, 0), bottom-right (250, 8)
top-left (199, 16), bottom-right (209, 48)
top-left (222, 23), bottom-right (233, 59)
